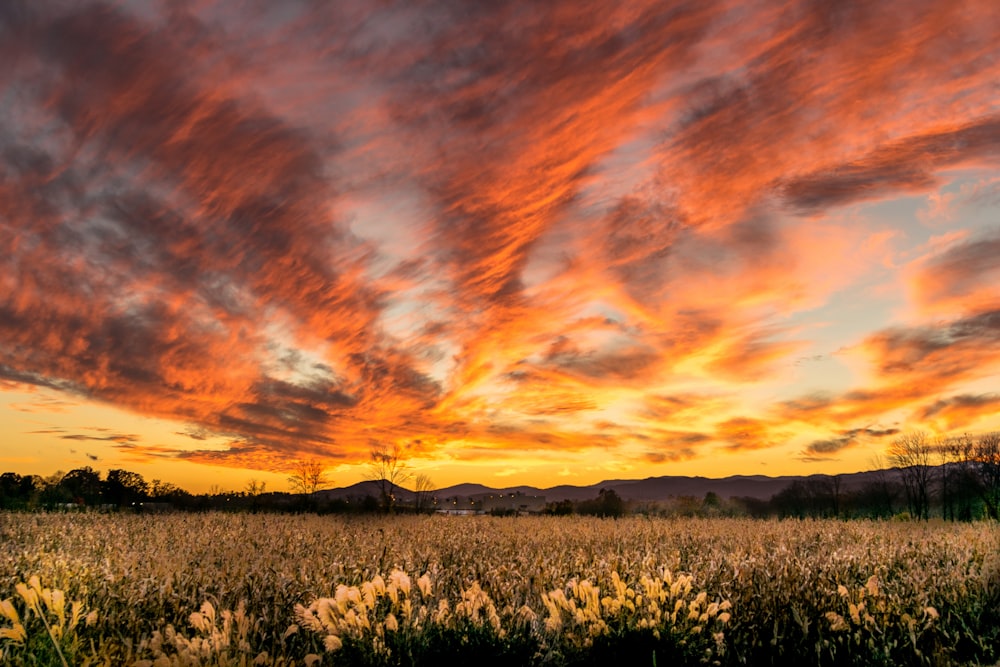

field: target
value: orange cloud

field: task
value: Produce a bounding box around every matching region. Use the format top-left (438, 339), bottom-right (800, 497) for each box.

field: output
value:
top-left (799, 427), bottom-right (899, 461)
top-left (909, 232), bottom-right (1000, 316)
top-left (773, 306), bottom-right (1000, 441)
top-left (714, 416), bottom-right (787, 452)
top-left (862, 311), bottom-right (1000, 384)
top-left (914, 394), bottom-right (1000, 431)
top-left (781, 117), bottom-right (1000, 215)
top-left (1, 0), bottom-right (999, 482)
top-left (706, 332), bottom-right (806, 383)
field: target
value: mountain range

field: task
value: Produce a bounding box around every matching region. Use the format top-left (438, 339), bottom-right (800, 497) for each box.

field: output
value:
top-left (314, 468), bottom-right (903, 504)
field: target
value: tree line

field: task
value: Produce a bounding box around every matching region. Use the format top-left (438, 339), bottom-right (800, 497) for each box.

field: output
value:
top-left (0, 465), bottom-right (392, 514)
top-left (0, 441), bottom-right (429, 514)
top-left (549, 431), bottom-right (1000, 521)
top-left (2, 431), bottom-right (997, 519)
top-left (0, 466), bottom-right (185, 510)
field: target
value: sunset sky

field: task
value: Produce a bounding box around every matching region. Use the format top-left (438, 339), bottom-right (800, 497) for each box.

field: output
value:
top-left (2, 0), bottom-right (999, 494)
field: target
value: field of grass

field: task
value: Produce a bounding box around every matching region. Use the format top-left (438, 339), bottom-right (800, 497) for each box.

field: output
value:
top-left (1, 512), bottom-right (998, 666)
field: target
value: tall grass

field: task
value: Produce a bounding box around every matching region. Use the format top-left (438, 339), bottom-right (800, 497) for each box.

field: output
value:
top-left (1, 513), bottom-right (997, 665)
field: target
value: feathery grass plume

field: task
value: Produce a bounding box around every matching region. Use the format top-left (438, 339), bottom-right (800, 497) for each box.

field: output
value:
top-left (1, 513), bottom-right (998, 665)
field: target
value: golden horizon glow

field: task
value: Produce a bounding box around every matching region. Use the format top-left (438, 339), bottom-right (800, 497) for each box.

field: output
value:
top-left (2, 0), bottom-right (999, 494)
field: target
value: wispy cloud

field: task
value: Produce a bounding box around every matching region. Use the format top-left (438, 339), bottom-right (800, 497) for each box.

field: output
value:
top-left (908, 231), bottom-right (1000, 316)
top-left (915, 394), bottom-right (1000, 430)
top-left (781, 117), bottom-right (1000, 215)
top-left (800, 427), bottom-right (900, 461)
top-left (1, 0), bottom-right (998, 479)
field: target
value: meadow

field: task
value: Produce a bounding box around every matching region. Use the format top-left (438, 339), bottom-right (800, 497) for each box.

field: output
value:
top-left (1, 512), bottom-right (997, 666)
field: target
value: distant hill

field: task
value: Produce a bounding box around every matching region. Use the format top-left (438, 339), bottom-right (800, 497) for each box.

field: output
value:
top-left (314, 469), bottom-right (906, 503)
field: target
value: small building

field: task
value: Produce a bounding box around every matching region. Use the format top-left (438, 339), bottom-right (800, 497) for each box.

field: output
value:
top-left (434, 508), bottom-right (479, 516)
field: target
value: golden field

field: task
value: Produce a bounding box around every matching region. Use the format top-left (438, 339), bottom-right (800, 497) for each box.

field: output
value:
top-left (1, 513), bottom-right (998, 666)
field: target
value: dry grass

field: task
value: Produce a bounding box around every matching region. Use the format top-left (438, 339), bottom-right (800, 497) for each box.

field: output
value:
top-left (1, 513), bottom-right (997, 665)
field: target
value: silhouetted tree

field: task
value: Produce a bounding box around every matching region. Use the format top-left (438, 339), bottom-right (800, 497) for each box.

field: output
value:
top-left (854, 479), bottom-right (898, 518)
top-left (672, 495), bottom-right (702, 517)
top-left (545, 499), bottom-right (574, 515)
top-left (243, 479), bottom-right (267, 512)
top-left (831, 474), bottom-right (843, 517)
top-left (287, 459), bottom-right (331, 495)
top-left (599, 488), bottom-right (625, 517)
top-left (578, 488), bottom-right (624, 517)
top-left (861, 454), bottom-right (899, 518)
top-left (367, 442), bottom-right (411, 513)
top-left (943, 435), bottom-right (974, 520)
top-left (972, 432), bottom-right (1000, 519)
top-left (245, 479), bottom-right (267, 496)
top-left (701, 491), bottom-right (722, 516)
top-left (0, 472), bottom-right (38, 508)
top-left (413, 473), bottom-right (435, 513)
top-left (59, 467), bottom-right (102, 505)
top-left (888, 432), bottom-right (934, 520)
top-left (772, 481), bottom-right (810, 518)
top-left (733, 495), bottom-right (771, 518)
top-left (102, 469), bottom-right (149, 507)
top-left (149, 479), bottom-right (188, 502)
top-left (0, 472), bottom-right (21, 496)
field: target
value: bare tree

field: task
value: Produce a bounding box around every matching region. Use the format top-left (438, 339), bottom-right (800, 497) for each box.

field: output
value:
top-left (947, 434), bottom-right (981, 520)
top-left (150, 479), bottom-right (184, 500)
top-left (939, 436), bottom-right (955, 521)
top-left (367, 442), bottom-right (411, 512)
top-left (288, 459), bottom-right (330, 495)
top-left (413, 473), bottom-right (436, 513)
top-left (973, 432), bottom-right (1000, 520)
top-left (888, 432), bottom-right (934, 520)
top-left (830, 474), bottom-right (843, 518)
top-left (865, 453), bottom-right (898, 517)
top-left (937, 434), bottom-right (975, 521)
top-left (245, 479), bottom-right (267, 496)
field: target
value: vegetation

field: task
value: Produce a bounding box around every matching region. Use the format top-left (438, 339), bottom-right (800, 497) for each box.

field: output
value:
top-left (0, 513), bottom-right (997, 666)
top-left (367, 442), bottom-right (412, 513)
top-left (0, 431), bottom-right (997, 663)
top-left (3, 432), bottom-right (997, 520)
top-left (287, 460), bottom-right (332, 496)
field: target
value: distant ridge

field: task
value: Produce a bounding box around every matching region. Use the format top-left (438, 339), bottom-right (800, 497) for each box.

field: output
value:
top-left (315, 469), bottom-right (904, 503)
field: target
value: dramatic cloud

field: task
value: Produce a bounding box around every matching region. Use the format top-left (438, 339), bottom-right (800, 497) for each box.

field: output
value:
top-left (1, 0), bottom-right (999, 485)
top-left (909, 231), bottom-right (1000, 315)
top-left (863, 310), bottom-right (1000, 384)
top-left (782, 117), bottom-right (1000, 214)
top-left (715, 417), bottom-right (787, 452)
top-left (801, 427), bottom-right (900, 461)
top-left (916, 394), bottom-right (1000, 430)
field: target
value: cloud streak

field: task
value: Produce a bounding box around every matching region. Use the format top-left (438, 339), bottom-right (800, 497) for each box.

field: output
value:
top-left (782, 116), bottom-right (1000, 215)
top-left (1, 0), bottom-right (999, 480)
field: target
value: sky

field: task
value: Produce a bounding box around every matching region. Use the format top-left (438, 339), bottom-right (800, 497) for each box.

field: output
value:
top-left (1, 0), bottom-right (999, 494)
